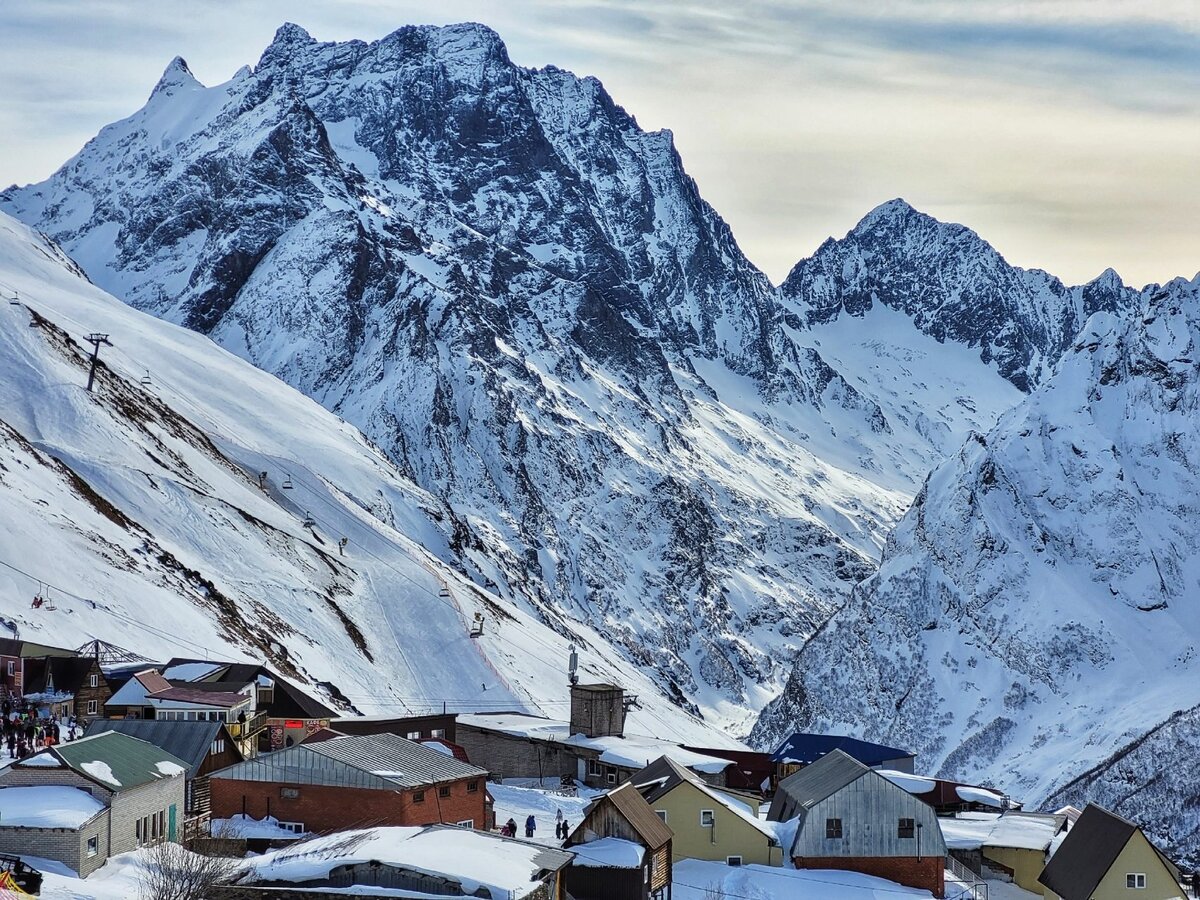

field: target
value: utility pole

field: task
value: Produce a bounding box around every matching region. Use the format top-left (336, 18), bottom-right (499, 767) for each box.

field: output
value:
top-left (84, 333), bottom-right (112, 392)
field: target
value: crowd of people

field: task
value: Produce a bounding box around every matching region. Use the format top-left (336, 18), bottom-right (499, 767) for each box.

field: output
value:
top-left (497, 810), bottom-right (573, 841)
top-left (1, 698), bottom-right (77, 760)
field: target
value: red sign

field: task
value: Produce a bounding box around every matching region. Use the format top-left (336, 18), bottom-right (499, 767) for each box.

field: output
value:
top-left (284, 720), bottom-right (305, 728)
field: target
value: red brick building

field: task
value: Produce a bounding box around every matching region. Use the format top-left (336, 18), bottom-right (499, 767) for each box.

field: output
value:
top-left (209, 732), bottom-right (490, 834)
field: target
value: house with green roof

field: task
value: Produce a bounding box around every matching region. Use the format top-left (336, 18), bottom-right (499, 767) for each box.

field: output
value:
top-left (0, 731), bottom-right (186, 875)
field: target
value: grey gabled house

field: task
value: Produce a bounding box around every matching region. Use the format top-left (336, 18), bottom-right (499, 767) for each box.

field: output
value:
top-left (769, 748), bottom-right (947, 897)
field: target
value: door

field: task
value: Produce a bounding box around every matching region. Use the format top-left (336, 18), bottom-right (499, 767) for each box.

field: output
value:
top-left (168, 804), bottom-right (177, 842)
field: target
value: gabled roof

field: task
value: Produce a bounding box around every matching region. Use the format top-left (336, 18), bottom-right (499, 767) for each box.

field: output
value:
top-left (768, 749), bottom-right (871, 821)
top-left (632, 755), bottom-right (774, 840)
top-left (1038, 804), bottom-right (1180, 900)
top-left (210, 732), bottom-right (487, 789)
top-left (83, 718), bottom-right (242, 777)
top-left (160, 658), bottom-right (335, 719)
top-left (20, 731), bottom-right (188, 792)
top-left (575, 781), bottom-right (673, 851)
top-left (148, 686), bottom-right (247, 707)
top-left (772, 733), bottom-right (914, 767)
top-left (21, 656), bottom-right (96, 697)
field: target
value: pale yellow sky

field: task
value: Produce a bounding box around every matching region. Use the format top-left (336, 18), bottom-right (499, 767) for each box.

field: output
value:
top-left (1, 0), bottom-right (1197, 287)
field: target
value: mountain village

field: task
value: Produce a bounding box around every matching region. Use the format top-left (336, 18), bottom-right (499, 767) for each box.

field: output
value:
top-left (0, 637), bottom-right (1192, 899)
top-left (0, 11), bottom-right (1197, 900)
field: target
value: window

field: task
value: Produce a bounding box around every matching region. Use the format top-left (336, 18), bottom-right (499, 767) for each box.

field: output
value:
top-left (407, 730), bottom-right (421, 739)
top-left (136, 818), bottom-right (142, 843)
top-left (6, 661), bottom-right (13, 676)
top-left (1127, 874), bottom-right (1146, 889)
top-left (211, 738), bottom-right (225, 754)
top-left (467, 780), bottom-right (479, 793)
top-left (89, 673), bottom-right (98, 688)
top-left (87, 700), bottom-right (97, 715)
top-left (605, 767), bottom-right (618, 785)
top-left (278, 821), bottom-right (305, 834)
top-left (726, 856), bottom-right (743, 867)
top-left (87, 836), bottom-right (98, 857)
top-left (826, 818), bottom-right (843, 839)
top-left (413, 790), bottom-right (425, 803)
top-left (439, 785), bottom-right (451, 798)
top-left (898, 818), bottom-right (915, 838)
top-left (655, 810), bottom-right (668, 823)
top-left (280, 787), bottom-right (300, 800)
top-left (431, 728), bottom-right (445, 739)
top-left (456, 819), bottom-right (474, 828)
top-left (587, 759), bottom-right (602, 777)
top-left (700, 810), bottom-right (715, 828)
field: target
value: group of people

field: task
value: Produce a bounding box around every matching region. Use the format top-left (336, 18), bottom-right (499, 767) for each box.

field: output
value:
top-left (1, 698), bottom-right (77, 760)
top-left (498, 809), bottom-right (572, 841)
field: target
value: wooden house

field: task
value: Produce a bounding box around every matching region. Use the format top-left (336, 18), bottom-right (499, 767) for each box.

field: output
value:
top-left (22, 655), bottom-right (109, 721)
top-left (769, 748), bottom-right (947, 897)
top-left (1039, 804), bottom-right (1186, 900)
top-left (565, 781), bottom-right (673, 900)
top-left (632, 755), bottom-right (782, 866)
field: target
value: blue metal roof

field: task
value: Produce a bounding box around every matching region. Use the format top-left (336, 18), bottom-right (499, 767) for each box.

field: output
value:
top-left (771, 733), bottom-right (914, 767)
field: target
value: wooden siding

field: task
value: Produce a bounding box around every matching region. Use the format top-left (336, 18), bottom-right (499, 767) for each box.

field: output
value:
top-left (792, 770), bottom-right (946, 859)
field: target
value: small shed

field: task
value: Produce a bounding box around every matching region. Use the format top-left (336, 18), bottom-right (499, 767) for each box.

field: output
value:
top-left (769, 749), bottom-right (946, 897)
top-left (565, 781), bottom-right (673, 900)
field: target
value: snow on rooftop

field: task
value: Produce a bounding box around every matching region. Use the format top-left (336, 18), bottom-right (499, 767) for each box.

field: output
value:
top-left (939, 813), bottom-right (1060, 851)
top-left (879, 770), bottom-right (936, 794)
top-left (458, 713), bottom-right (734, 774)
top-left (956, 785), bottom-right (1005, 808)
top-left (0, 786), bottom-right (106, 829)
top-left (241, 826), bottom-right (569, 897)
top-left (214, 814), bottom-right (307, 840)
top-left (19, 752), bottom-right (63, 767)
top-left (161, 662), bottom-right (224, 681)
top-left (571, 837), bottom-right (644, 868)
top-left (80, 760), bottom-right (122, 787)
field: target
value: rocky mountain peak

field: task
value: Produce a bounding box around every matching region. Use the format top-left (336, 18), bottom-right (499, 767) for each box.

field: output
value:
top-left (149, 55), bottom-right (200, 100)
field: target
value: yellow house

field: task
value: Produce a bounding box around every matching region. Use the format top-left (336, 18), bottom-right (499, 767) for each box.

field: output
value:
top-left (1039, 804), bottom-right (1186, 900)
top-left (941, 811), bottom-right (1065, 894)
top-left (631, 756), bottom-right (783, 867)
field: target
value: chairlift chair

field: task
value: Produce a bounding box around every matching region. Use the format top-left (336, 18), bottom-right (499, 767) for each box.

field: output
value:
top-left (469, 612), bottom-right (485, 638)
top-left (140, 370), bottom-right (153, 386)
top-left (282, 474), bottom-right (294, 490)
top-left (7, 292), bottom-right (19, 306)
top-left (302, 511), bottom-right (315, 528)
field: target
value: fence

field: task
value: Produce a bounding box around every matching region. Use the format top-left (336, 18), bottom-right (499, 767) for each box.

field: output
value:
top-left (944, 854), bottom-right (988, 900)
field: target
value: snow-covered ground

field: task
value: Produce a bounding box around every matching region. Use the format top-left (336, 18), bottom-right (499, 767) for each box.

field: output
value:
top-left (486, 782), bottom-right (594, 846)
top-left (674, 859), bottom-right (934, 899)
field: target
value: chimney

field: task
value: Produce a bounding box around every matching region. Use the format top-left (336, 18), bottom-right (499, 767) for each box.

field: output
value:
top-left (569, 684), bottom-right (626, 738)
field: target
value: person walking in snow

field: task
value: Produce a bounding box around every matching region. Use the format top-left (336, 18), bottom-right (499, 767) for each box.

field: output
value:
top-left (503, 818), bottom-right (517, 838)
top-left (5, 731), bottom-right (14, 758)
top-left (525, 814), bottom-right (536, 839)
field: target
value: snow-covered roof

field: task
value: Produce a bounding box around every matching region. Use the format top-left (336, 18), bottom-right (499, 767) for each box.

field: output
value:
top-left (955, 785), bottom-right (1005, 808)
top-left (673, 858), bottom-right (935, 899)
top-left (878, 769), bottom-right (937, 794)
top-left (239, 825), bottom-right (573, 897)
top-left (0, 786), bottom-right (106, 829)
top-left (571, 836), bottom-right (644, 868)
top-left (458, 713), bottom-right (732, 774)
top-left (939, 812), bottom-right (1062, 851)
top-left (161, 661), bottom-right (225, 681)
top-left (213, 814), bottom-right (307, 840)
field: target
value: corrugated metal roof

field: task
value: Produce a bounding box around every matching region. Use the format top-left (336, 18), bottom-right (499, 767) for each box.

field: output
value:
top-left (768, 749), bottom-right (870, 821)
top-left (210, 733), bottom-right (487, 790)
top-left (600, 781), bottom-right (673, 850)
top-left (149, 686), bottom-right (246, 707)
top-left (41, 731), bottom-right (189, 792)
top-left (771, 733), bottom-right (914, 766)
top-left (83, 718), bottom-right (239, 776)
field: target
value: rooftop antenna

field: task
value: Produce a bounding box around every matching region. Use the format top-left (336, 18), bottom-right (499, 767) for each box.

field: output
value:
top-left (568, 644), bottom-right (579, 686)
top-left (84, 333), bottom-right (112, 392)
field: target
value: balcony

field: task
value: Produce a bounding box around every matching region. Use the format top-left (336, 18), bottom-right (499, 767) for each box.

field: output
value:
top-left (228, 710), bottom-right (268, 740)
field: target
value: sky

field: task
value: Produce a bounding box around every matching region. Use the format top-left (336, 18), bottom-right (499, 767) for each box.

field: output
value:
top-left (1, 1), bottom-right (1197, 287)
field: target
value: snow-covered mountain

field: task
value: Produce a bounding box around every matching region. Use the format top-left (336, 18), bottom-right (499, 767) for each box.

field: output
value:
top-left (0, 210), bottom-right (739, 748)
top-left (756, 274), bottom-right (1200, 864)
top-left (783, 199), bottom-right (1137, 391)
top-left (0, 22), bottom-right (1148, 739)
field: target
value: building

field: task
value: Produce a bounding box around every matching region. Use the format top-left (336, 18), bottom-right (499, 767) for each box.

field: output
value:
top-left (566, 780), bottom-right (674, 900)
top-left (632, 756), bottom-right (782, 867)
top-left (768, 749), bottom-right (947, 897)
top-left (680, 746), bottom-right (774, 795)
top-left (22, 654), bottom-right (110, 720)
top-left (877, 769), bottom-right (1016, 814)
top-left (220, 825), bottom-right (574, 899)
top-left (83, 717), bottom-right (244, 838)
top-left (457, 684), bottom-right (733, 789)
top-left (0, 785), bottom-right (109, 877)
top-left (0, 731), bottom-right (187, 876)
top-left (331, 712), bottom-right (457, 743)
top-left (0, 638), bottom-right (77, 700)
top-left (209, 732), bottom-right (490, 834)
top-left (771, 733), bottom-right (917, 783)
top-left (941, 811), bottom-right (1065, 893)
top-left (1039, 803), bottom-right (1186, 900)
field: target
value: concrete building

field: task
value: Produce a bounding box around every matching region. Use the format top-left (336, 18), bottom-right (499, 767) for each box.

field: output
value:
top-left (769, 749), bottom-right (947, 897)
top-left (209, 732), bottom-right (489, 834)
top-left (632, 756), bottom-right (782, 867)
top-left (0, 731), bottom-right (187, 876)
top-left (1039, 804), bottom-right (1186, 900)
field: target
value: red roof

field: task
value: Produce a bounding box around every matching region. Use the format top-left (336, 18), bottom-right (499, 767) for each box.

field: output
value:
top-left (419, 738), bottom-right (472, 763)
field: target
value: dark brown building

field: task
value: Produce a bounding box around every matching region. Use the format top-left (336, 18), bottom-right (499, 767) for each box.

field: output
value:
top-left (22, 655), bottom-right (109, 720)
top-left (331, 713), bottom-right (457, 743)
top-left (565, 781), bottom-right (673, 900)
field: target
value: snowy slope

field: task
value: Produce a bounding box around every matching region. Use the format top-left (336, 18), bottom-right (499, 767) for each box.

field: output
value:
top-left (0, 210), bottom-right (739, 748)
top-left (757, 275), bottom-right (1200, 865)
